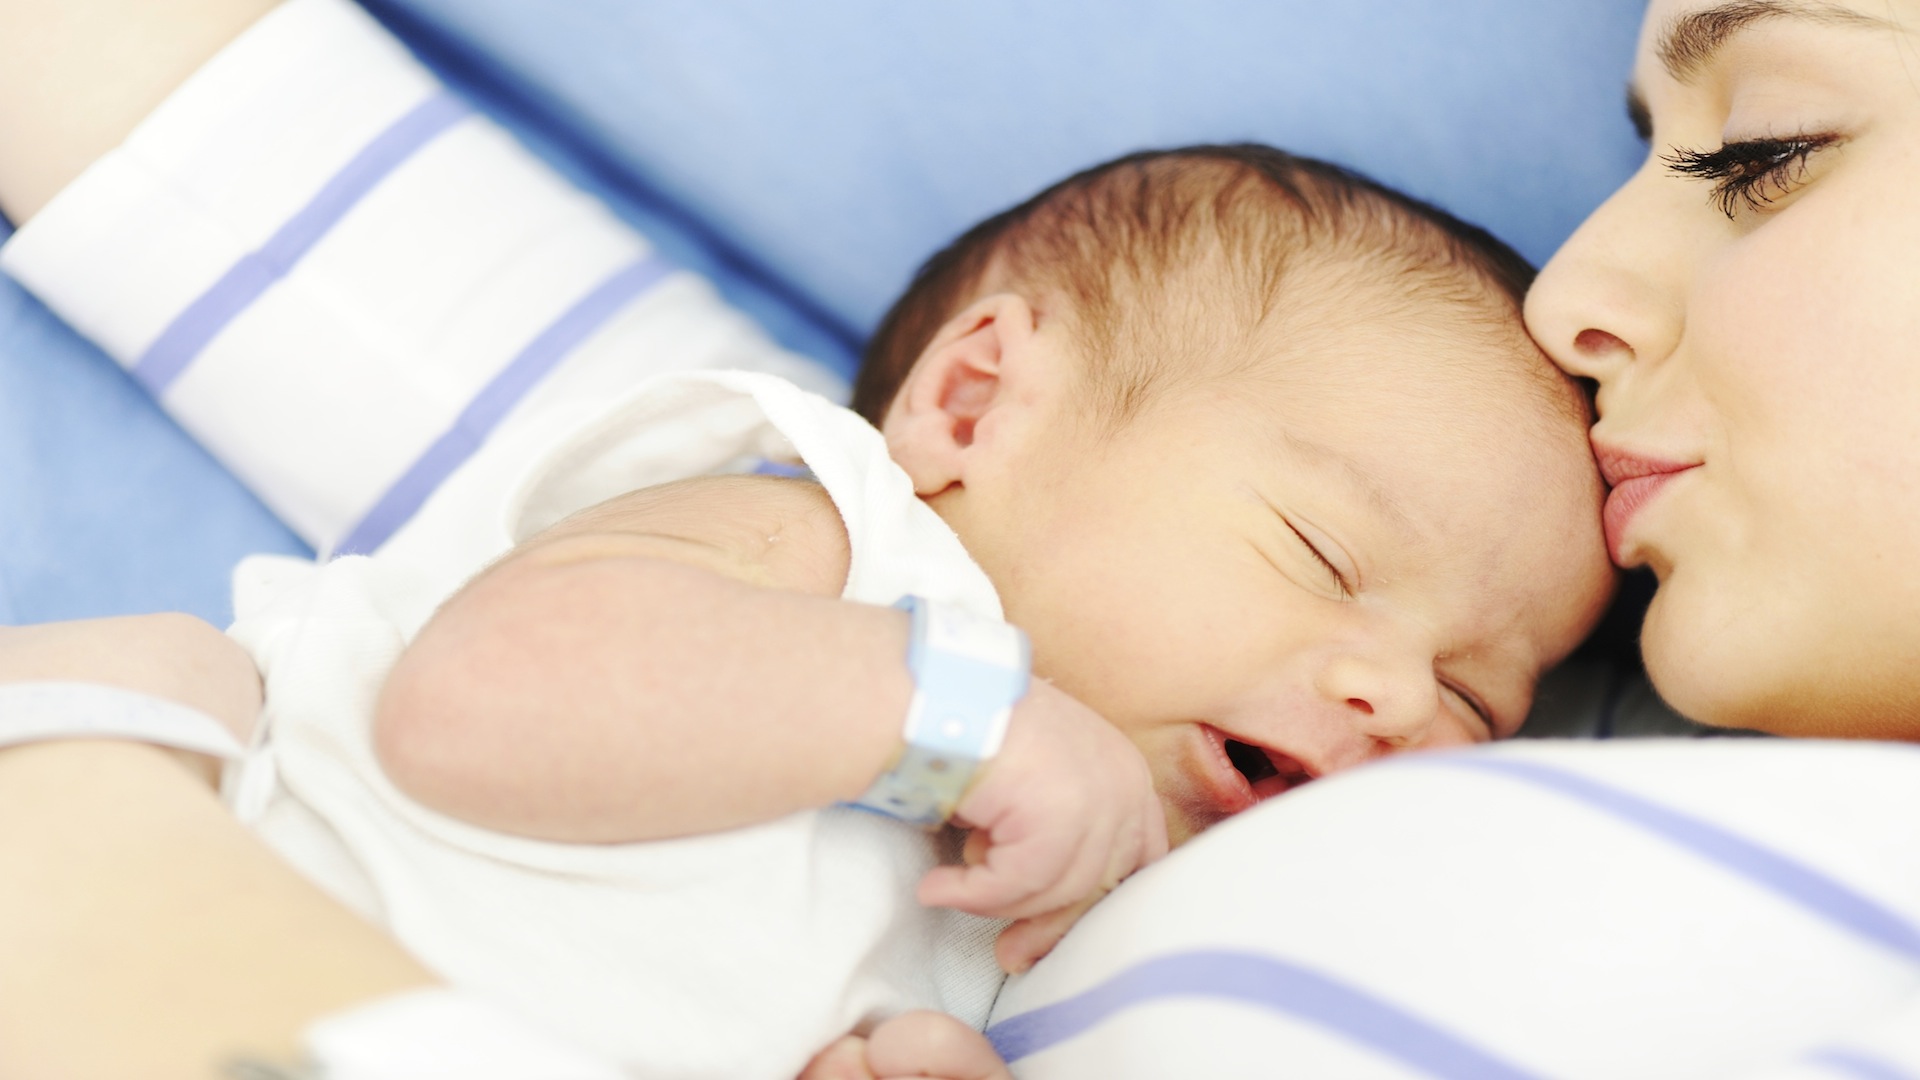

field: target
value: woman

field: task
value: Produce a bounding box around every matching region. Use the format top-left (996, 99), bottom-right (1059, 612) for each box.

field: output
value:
top-left (6, 1), bottom-right (1919, 1078)
top-left (990, 3), bottom-right (1920, 1076)
top-left (1526, 0), bottom-right (1920, 739)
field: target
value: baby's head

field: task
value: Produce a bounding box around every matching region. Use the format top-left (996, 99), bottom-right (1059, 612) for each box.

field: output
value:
top-left (862, 145), bottom-right (1614, 844)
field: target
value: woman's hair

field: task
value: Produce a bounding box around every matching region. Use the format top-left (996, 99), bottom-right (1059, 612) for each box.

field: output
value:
top-left (852, 143), bottom-right (1541, 425)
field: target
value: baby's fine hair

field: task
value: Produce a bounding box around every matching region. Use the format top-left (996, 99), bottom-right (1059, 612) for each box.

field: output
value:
top-left (852, 143), bottom-right (1545, 425)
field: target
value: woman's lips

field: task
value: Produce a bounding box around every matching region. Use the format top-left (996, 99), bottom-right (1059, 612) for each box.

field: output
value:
top-left (1594, 444), bottom-right (1699, 565)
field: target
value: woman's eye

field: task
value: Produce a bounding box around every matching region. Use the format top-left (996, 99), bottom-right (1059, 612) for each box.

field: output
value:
top-left (1663, 134), bottom-right (1841, 219)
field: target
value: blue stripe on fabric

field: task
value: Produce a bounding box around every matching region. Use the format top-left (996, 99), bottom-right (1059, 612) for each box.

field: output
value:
top-left (1423, 757), bottom-right (1920, 963)
top-left (332, 254), bottom-right (677, 556)
top-left (1808, 1048), bottom-right (1920, 1080)
top-left (751, 459), bottom-right (813, 480)
top-left (985, 950), bottom-right (1542, 1079)
top-left (131, 91), bottom-right (473, 395)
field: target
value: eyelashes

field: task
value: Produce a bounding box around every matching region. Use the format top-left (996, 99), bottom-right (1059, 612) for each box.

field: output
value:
top-left (1442, 681), bottom-right (1496, 738)
top-left (1283, 520), bottom-right (1352, 598)
top-left (1663, 134), bottom-right (1842, 218)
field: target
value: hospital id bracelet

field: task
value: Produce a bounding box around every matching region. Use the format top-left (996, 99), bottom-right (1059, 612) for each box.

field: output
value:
top-left (850, 595), bottom-right (1031, 828)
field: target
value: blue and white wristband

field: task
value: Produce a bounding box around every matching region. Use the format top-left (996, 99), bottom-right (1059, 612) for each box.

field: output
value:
top-left (851, 596), bottom-right (1031, 828)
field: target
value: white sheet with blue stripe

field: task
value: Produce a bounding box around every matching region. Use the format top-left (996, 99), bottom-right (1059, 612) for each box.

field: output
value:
top-left (992, 739), bottom-right (1920, 1079)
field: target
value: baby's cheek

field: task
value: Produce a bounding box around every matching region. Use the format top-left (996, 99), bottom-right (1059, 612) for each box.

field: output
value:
top-left (1027, 626), bottom-right (1173, 719)
top-left (1429, 713), bottom-right (1488, 748)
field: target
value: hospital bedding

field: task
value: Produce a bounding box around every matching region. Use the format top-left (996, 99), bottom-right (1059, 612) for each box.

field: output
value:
top-left (15, 2), bottom-right (1915, 1077)
top-left (993, 740), bottom-right (1920, 1079)
top-left (0, 0), bottom-right (1649, 628)
top-left (0, 0), bottom-right (837, 562)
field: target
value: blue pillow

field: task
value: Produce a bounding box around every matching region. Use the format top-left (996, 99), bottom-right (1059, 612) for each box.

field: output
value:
top-left (369, 0), bottom-right (1648, 330)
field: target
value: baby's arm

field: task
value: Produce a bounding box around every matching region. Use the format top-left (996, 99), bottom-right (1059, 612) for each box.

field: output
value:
top-left (376, 475), bottom-right (1165, 968)
top-left (376, 475), bottom-right (917, 839)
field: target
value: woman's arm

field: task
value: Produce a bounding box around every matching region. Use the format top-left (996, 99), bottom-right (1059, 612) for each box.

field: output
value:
top-left (0, 617), bottom-right (436, 1080)
top-left (0, 614), bottom-right (261, 783)
top-left (0, 0), bottom-right (279, 223)
top-left (0, 739), bottom-right (438, 1080)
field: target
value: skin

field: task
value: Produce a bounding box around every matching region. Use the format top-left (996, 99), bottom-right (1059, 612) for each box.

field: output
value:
top-left (380, 282), bottom-right (1611, 870)
top-left (1524, 0), bottom-right (1920, 735)
top-left (376, 273), bottom-right (1611, 1059)
top-left (890, 290), bottom-right (1614, 847)
top-left (0, 618), bottom-right (437, 1080)
top-left (802, 1011), bottom-right (1012, 1080)
top-left (0, 5), bottom-right (449, 1075)
top-left (790, 276), bottom-right (1613, 1079)
top-left (0, 0), bottom-right (280, 222)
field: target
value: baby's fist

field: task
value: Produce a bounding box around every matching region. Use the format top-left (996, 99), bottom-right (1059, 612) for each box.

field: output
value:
top-left (916, 679), bottom-right (1167, 971)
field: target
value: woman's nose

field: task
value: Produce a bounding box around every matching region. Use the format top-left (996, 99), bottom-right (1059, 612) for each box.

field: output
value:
top-left (1313, 650), bottom-right (1439, 749)
top-left (1523, 163), bottom-right (1687, 398)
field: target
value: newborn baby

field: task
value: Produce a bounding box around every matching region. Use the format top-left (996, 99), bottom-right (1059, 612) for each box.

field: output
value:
top-left (0, 6), bottom-right (1614, 1069)
top-left (0, 143), bottom-right (1613, 1079)
top-left (264, 142), bottom-right (1611, 1078)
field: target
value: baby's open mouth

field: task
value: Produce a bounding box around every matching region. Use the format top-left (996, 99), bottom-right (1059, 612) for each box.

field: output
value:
top-left (1223, 738), bottom-right (1315, 802)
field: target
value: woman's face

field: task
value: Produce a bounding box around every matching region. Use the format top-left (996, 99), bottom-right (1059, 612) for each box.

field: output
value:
top-left (1525, 0), bottom-right (1920, 736)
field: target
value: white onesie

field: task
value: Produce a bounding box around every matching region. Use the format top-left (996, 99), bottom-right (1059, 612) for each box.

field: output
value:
top-left (227, 370), bottom-right (1008, 1078)
top-left (0, 1), bottom-right (1004, 1071)
top-left (217, 365), bottom-right (1006, 1068)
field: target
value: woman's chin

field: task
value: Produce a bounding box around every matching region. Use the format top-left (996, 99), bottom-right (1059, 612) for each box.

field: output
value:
top-left (1641, 579), bottom-right (1920, 739)
top-left (1638, 580), bottom-right (1802, 735)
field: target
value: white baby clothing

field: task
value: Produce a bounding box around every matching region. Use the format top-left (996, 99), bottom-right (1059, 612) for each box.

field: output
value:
top-left (0, 2), bottom-right (1002, 1074)
top-left (227, 370), bottom-right (1008, 1078)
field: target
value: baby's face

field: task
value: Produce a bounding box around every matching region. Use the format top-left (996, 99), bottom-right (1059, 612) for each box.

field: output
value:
top-left (950, 310), bottom-right (1614, 846)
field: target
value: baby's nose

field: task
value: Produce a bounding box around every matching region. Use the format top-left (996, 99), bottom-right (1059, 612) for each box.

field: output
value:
top-left (1313, 651), bottom-right (1438, 749)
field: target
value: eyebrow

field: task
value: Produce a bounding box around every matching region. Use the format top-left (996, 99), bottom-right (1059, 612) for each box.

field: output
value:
top-left (1654, 0), bottom-right (1894, 82)
top-left (1626, 1), bottom-right (1898, 138)
top-left (1278, 430), bottom-right (1415, 536)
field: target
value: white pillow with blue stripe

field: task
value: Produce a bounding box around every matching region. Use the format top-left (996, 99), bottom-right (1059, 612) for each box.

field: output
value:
top-left (990, 739), bottom-right (1920, 1079)
top-left (0, 0), bottom-right (839, 560)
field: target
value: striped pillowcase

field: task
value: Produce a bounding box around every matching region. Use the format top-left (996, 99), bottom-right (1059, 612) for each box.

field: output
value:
top-left (0, 0), bottom-right (837, 559)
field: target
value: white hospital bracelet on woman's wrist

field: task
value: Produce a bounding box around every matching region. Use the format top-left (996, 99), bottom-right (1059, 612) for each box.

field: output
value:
top-left (850, 596), bottom-right (1031, 827)
top-left (0, 681), bottom-right (246, 759)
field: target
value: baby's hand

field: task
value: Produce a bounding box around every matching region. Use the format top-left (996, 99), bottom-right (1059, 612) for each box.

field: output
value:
top-left (917, 679), bottom-right (1168, 973)
top-left (799, 1011), bottom-right (1012, 1080)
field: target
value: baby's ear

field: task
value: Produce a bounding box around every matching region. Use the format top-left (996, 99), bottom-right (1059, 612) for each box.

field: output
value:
top-left (882, 293), bottom-right (1039, 496)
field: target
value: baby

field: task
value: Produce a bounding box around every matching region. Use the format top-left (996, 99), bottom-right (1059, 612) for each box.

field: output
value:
top-left (0, 126), bottom-right (1615, 1074)
top-left (0, 132), bottom-right (1613, 1080)
top-left (225, 143), bottom-right (1606, 1078)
